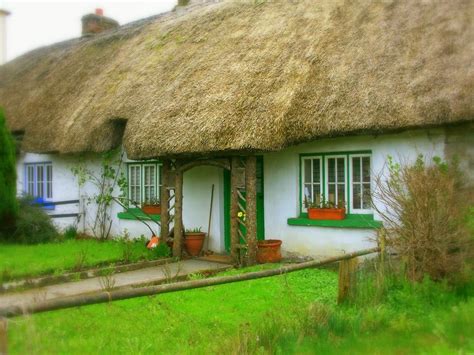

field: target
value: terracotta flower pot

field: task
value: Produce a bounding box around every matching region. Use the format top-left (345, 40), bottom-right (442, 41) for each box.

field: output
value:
top-left (257, 239), bottom-right (282, 264)
top-left (184, 232), bottom-right (206, 256)
top-left (142, 205), bottom-right (161, 215)
top-left (308, 208), bottom-right (345, 220)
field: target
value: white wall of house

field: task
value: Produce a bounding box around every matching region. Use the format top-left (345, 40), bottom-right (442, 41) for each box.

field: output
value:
top-left (16, 127), bottom-right (447, 257)
top-left (263, 128), bottom-right (446, 259)
top-left (16, 152), bottom-right (227, 252)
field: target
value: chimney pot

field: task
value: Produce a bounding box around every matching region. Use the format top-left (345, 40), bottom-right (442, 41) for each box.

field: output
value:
top-left (81, 9), bottom-right (119, 36)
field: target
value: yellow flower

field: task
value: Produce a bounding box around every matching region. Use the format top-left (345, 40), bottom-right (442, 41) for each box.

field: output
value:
top-left (237, 211), bottom-right (243, 218)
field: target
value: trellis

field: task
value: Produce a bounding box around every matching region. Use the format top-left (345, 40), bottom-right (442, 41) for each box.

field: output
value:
top-left (159, 156), bottom-right (258, 266)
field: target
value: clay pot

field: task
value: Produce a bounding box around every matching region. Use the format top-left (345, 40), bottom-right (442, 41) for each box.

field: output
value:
top-left (142, 205), bottom-right (161, 215)
top-left (308, 208), bottom-right (345, 220)
top-left (184, 232), bottom-right (206, 256)
top-left (257, 239), bottom-right (282, 263)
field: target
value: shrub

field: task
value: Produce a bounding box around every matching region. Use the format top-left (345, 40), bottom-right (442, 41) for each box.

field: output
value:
top-left (374, 155), bottom-right (473, 282)
top-left (0, 107), bottom-right (18, 237)
top-left (63, 225), bottom-right (78, 240)
top-left (9, 197), bottom-right (59, 244)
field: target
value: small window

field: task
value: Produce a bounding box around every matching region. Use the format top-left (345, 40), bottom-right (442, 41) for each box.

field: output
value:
top-left (24, 163), bottom-right (53, 200)
top-left (301, 152), bottom-right (372, 215)
top-left (127, 163), bottom-right (161, 207)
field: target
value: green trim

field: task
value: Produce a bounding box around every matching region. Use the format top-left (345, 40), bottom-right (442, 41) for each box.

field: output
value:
top-left (224, 169), bottom-right (231, 252)
top-left (287, 214), bottom-right (382, 229)
top-left (299, 150), bottom-right (372, 157)
top-left (117, 208), bottom-right (161, 222)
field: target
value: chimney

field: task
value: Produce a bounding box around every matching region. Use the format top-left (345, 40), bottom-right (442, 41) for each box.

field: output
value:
top-left (81, 8), bottom-right (119, 37)
top-left (0, 9), bottom-right (10, 65)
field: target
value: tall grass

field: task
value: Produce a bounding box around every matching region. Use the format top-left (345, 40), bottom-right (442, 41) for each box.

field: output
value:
top-left (229, 258), bottom-right (474, 354)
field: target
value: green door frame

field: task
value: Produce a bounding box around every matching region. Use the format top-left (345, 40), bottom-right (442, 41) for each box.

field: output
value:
top-left (223, 156), bottom-right (265, 252)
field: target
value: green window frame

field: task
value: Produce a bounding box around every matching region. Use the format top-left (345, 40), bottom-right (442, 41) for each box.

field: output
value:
top-left (127, 162), bottom-right (162, 207)
top-left (300, 151), bottom-right (372, 215)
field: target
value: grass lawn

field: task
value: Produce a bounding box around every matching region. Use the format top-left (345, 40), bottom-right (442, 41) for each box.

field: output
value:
top-left (7, 266), bottom-right (337, 354)
top-left (0, 239), bottom-right (160, 281)
top-left (5, 262), bottom-right (474, 354)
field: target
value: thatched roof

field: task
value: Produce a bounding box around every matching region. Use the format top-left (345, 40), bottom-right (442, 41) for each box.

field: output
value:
top-left (0, 0), bottom-right (473, 158)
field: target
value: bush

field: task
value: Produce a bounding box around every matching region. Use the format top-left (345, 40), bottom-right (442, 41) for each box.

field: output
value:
top-left (8, 197), bottom-right (59, 244)
top-left (0, 107), bottom-right (18, 237)
top-left (63, 225), bottom-right (78, 240)
top-left (374, 155), bottom-right (473, 282)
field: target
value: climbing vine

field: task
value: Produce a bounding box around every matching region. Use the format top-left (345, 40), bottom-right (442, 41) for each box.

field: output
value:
top-left (72, 149), bottom-right (127, 240)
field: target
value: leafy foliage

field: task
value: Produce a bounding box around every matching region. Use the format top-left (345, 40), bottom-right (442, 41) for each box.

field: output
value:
top-left (373, 155), bottom-right (473, 282)
top-left (0, 107), bottom-right (18, 237)
top-left (8, 196), bottom-right (59, 244)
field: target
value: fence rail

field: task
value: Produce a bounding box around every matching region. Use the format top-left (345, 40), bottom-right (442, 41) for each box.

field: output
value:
top-left (37, 199), bottom-right (81, 219)
top-left (0, 247), bottom-right (380, 318)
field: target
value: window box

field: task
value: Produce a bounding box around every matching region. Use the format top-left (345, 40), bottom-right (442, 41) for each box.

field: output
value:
top-left (142, 204), bottom-right (161, 215)
top-left (307, 207), bottom-right (345, 220)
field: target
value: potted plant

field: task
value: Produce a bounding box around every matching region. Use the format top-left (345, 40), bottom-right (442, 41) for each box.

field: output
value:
top-left (257, 239), bottom-right (282, 263)
top-left (141, 197), bottom-right (161, 215)
top-left (184, 227), bottom-right (206, 256)
top-left (305, 197), bottom-right (346, 220)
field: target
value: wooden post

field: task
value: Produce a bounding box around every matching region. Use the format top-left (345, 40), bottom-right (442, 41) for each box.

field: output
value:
top-left (230, 157), bottom-right (240, 264)
top-left (338, 257), bottom-right (359, 304)
top-left (173, 166), bottom-right (184, 258)
top-left (160, 159), bottom-right (171, 246)
top-left (0, 318), bottom-right (7, 355)
top-left (245, 156), bottom-right (257, 265)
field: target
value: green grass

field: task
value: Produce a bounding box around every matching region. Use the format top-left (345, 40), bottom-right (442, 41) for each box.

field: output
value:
top-left (0, 239), bottom-right (161, 281)
top-left (7, 267), bottom-right (337, 354)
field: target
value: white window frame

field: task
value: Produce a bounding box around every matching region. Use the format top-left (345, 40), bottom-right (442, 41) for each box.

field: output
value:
top-left (324, 155), bottom-right (348, 210)
top-left (349, 154), bottom-right (372, 214)
top-left (24, 162), bottom-right (53, 201)
top-left (300, 153), bottom-right (372, 215)
top-left (301, 156), bottom-right (323, 213)
top-left (127, 163), bottom-right (162, 207)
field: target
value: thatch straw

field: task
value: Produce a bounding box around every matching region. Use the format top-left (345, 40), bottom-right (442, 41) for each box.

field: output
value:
top-left (0, 0), bottom-right (473, 158)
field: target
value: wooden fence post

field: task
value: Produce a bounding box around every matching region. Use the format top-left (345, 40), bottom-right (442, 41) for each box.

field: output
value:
top-left (160, 159), bottom-right (171, 245)
top-left (245, 156), bottom-right (257, 266)
top-left (0, 318), bottom-right (7, 355)
top-left (173, 166), bottom-right (184, 258)
top-left (230, 157), bottom-right (240, 264)
top-left (338, 257), bottom-right (359, 304)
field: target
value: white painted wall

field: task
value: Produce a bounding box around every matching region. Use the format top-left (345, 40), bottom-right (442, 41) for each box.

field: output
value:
top-left (16, 151), bottom-right (227, 252)
top-left (16, 128), bottom-right (447, 257)
top-left (263, 129), bottom-right (446, 259)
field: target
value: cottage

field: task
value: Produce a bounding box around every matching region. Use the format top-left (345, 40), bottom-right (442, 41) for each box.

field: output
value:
top-left (0, 0), bottom-right (472, 263)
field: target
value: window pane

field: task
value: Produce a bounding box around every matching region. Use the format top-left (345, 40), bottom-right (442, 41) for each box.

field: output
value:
top-left (362, 157), bottom-right (371, 182)
top-left (312, 158), bottom-right (320, 183)
top-left (337, 184), bottom-right (345, 207)
top-left (304, 183), bottom-right (312, 204)
top-left (304, 159), bottom-right (311, 183)
top-left (352, 157), bottom-right (361, 183)
top-left (337, 158), bottom-right (345, 182)
top-left (27, 166), bottom-right (35, 196)
top-left (46, 165), bottom-right (53, 199)
top-left (362, 183), bottom-right (371, 209)
top-left (129, 166), bottom-right (141, 205)
top-left (328, 158), bottom-right (335, 183)
top-left (144, 165), bottom-right (156, 203)
top-left (36, 165), bottom-right (44, 198)
top-left (353, 184), bottom-right (361, 209)
top-left (328, 184), bottom-right (336, 204)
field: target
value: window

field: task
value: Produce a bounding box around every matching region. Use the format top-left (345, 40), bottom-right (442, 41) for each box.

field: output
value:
top-left (301, 152), bottom-right (372, 214)
top-left (24, 163), bottom-right (53, 200)
top-left (127, 163), bottom-right (161, 206)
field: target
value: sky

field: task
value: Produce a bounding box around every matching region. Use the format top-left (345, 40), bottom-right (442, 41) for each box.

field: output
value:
top-left (1, 0), bottom-right (177, 61)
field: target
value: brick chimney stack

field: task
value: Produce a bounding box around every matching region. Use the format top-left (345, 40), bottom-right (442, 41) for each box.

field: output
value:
top-left (81, 8), bottom-right (119, 37)
top-left (0, 9), bottom-right (10, 65)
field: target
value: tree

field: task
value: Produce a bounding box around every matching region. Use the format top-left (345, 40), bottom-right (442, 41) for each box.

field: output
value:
top-left (0, 107), bottom-right (18, 235)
